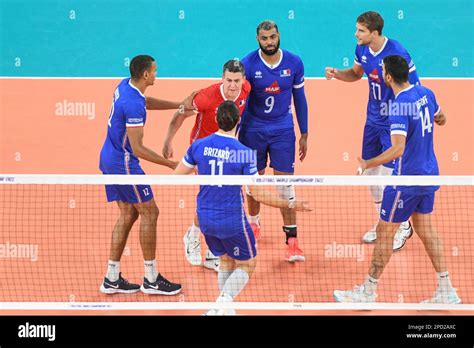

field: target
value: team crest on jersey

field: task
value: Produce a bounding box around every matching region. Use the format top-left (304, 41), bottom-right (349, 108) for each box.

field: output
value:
top-left (369, 68), bottom-right (380, 83)
top-left (255, 70), bottom-right (263, 78)
top-left (378, 59), bottom-right (383, 67)
top-left (265, 81), bottom-right (280, 94)
top-left (280, 69), bottom-right (291, 77)
top-left (239, 99), bottom-right (245, 107)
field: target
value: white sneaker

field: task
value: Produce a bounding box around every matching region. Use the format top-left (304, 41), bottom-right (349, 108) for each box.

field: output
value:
top-left (183, 225), bottom-right (201, 266)
top-left (421, 288), bottom-right (462, 304)
top-left (203, 250), bottom-right (220, 271)
top-left (393, 221), bottom-right (413, 251)
top-left (204, 293), bottom-right (236, 315)
top-left (362, 223), bottom-right (378, 243)
top-left (333, 285), bottom-right (377, 303)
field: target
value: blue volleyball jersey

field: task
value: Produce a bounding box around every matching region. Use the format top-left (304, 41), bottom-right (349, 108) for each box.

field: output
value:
top-left (389, 84), bottom-right (440, 193)
top-left (240, 49), bottom-right (305, 131)
top-left (100, 78), bottom-right (146, 172)
top-left (182, 133), bottom-right (258, 238)
top-left (355, 38), bottom-right (420, 129)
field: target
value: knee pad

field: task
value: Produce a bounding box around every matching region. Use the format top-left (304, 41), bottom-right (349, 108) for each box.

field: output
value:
top-left (276, 185), bottom-right (296, 203)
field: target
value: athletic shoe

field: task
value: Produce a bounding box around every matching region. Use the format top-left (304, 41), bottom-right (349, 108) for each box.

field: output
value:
top-left (204, 293), bottom-right (236, 315)
top-left (393, 221), bottom-right (413, 251)
top-left (183, 225), bottom-right (202, 266)
top-left (250, 222), bottom-right (261, 240)
top-left (285, 237), bottom-right (305, 262)
top-left (421, 288), bottom-right (462, 304)
top-left (333, 285), bottom-right (377, 303)
top-left (140, 273), bottom-right (182, 295)
top-left (203, 250), bottom-right (220, 271)
top-left (362, 223), bottom-right (378, 243)
top-left (100, 273), bottom-right (140, 294)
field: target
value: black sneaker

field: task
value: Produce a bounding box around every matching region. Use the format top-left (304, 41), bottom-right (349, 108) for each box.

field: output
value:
top-left (100, 273), bottom-right (140, 294)
top-left (140, 273), bottom-right (182, 295)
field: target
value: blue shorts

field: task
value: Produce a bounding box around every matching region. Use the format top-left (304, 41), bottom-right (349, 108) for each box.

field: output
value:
top-left (239, 127), bottom-right (295, 173)
top-left (380, 186), bottom-right (435, 223)
top-left (362, 123), bottom-right (394, 168)
top-left (99, 158), bottom-right (153, 204)
top-left (199, 213), bottom-right (257, 261)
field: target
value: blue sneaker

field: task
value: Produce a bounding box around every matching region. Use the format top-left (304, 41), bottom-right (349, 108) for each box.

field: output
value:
top-left (100, 273), bottom-right (140, 294)
top-left (140, 273), bottom-right (182, 295)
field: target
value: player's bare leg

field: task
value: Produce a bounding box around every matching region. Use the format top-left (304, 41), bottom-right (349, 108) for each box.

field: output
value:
top-left (334, 220), bottom-right (398, 302)
top-left (274, 169), bottom-right (304, 262)
top-left (100, 201), bottom-right (140, 294)
top-left (206, 254), bottom-right (257, 315)
top-left (247, 169), bottom-right (265, 240)
top-left (135, 199), bottom-right (181, 295)
top-left (411, 212), bottom-right (461, 303)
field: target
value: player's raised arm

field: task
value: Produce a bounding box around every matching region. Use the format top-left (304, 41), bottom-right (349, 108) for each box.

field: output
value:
top-left (325, 63), bottom-right (364, 82)
top-left (248, 185), bottom-right (311, 211)
top-left (127, 126), bottom-right (178, 169)
top-left (162, 108), bottom-right (196, 159)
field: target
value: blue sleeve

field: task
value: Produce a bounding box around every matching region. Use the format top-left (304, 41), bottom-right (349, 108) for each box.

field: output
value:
top-left (123, 100), bottom-right (146, 127)
top-left (354, 45), bottom-right (362, 66)
top-left (292, 57), bottom-right (308, 134)
top-left (389, 98), bottom-right (409, 137)
top-left (399, 47), bottom-right (420, 85)
top-left (428, 89), bottom-right (440, 115)
top-left (182, 144), bottom-right (197, 168)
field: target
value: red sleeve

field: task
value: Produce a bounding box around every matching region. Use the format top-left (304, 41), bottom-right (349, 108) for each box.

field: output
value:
top-left (192, 89), bottom-right (210, 112)
top-left (243, 80), bottom-right (251, 96)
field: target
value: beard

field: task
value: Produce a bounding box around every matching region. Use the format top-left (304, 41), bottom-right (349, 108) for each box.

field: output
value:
top-left (259, 38), bottom-right (280, 56)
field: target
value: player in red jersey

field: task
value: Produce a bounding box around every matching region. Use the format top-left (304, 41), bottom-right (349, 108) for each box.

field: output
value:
top-left (162, 59), bottom-right (251, 271)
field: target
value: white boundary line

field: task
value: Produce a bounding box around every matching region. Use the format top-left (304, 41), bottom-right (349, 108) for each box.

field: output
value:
top-left (0, 302), bottom-right (472, 311)
top-left (0, 77), bottom-right (472, 80)
top-left (0, 175), bottom-right (472, 186)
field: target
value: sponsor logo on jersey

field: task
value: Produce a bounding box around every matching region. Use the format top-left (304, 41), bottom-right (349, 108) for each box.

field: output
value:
top-left (255, 70), bottom-right (263, 78)
top-left (361, 55), bottom-right (367, 63)
top-left (369, 68), bottom-right (380, 83)
top-left (264, 81), bottom-right (280, 94)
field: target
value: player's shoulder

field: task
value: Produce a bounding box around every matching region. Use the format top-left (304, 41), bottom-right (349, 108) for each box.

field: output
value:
top-left (282, 50), bottom-right (303, 65)
top-left (241, 49), bottom-right (259, 65)
top-left (387, 37), bottom-right (409, 53)
top-left (195, 83), bottom-right (221, 104)
top-left (242, 80), bottom-right (251, 94)
top-left (120, 78), bottom-right (145, 103)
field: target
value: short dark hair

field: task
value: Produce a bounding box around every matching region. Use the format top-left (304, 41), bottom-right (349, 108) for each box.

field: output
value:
top-left (383, 55), bottom-right (409, 84)
top-left (256, 20), bottom-right (279, 35)
top-left (357, 11), bottom-right (384, 35)
top-left (223, 59), bottom-right (245, 76)
top-left (217, 101), bottom-right (240, 132)
top-left (130, 55), bottom-right (155, 79)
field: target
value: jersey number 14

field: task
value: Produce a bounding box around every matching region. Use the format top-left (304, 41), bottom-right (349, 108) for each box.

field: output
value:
top-left (419, 107), bottom-right (433, 137)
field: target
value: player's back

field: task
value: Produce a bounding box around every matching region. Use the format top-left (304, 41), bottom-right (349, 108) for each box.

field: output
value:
top-left (100, 78), bottom-right (146, 169)
top-left (355, 38), bottom-right (419, 128)
top-left (240, 49), bottom-right (305, 131)
top-left (184, 133), bottom-right (257, 214)
top-left (390, 85), bottom-right (440, 193)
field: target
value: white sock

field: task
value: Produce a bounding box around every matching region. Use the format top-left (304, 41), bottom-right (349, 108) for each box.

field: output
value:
top-left (218, 270), bottom-right (233, 291)
top-left (106, 260), bottom-right (120, 282)
top-left (189, 222), bottom-right (201, 239)
top-left (221, 268), bottom-right (250, 299)
top-left (363, 275), bottom-right (379, 295)
top-left (437, 271), bottom-right (453, 292)
top-left (248, 214), bottom-right (260, 225)
top-left (374, 201), bottom-right (382, 215)
top-left (144, 259), bottom-right (158, 283)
